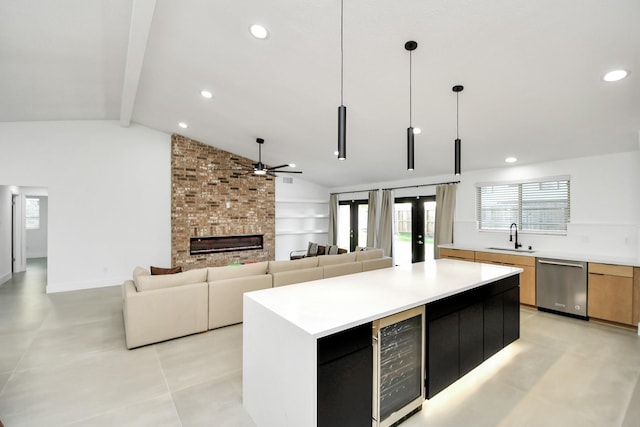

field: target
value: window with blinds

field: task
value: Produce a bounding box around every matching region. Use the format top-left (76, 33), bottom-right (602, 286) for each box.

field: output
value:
top-left (476, 178), bottom-right (570, 234)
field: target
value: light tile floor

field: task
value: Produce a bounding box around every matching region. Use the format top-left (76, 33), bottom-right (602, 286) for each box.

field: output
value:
top-left (1, 259), bottom-right (639, 427)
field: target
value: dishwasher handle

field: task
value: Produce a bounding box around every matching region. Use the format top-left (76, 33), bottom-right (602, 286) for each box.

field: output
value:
top-left (538, 259), bottom-right (585, 269)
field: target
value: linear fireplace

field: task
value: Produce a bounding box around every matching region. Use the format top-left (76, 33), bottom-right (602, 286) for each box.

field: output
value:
top-left (190, 234), bottom-right (264, 255)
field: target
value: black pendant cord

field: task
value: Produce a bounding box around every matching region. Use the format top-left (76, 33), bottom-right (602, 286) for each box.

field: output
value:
top-left (452, 85), bottom-right (464, 175)
top-left (340, 0), bottom-right (344, 106)
top-left (337, 0), bottom-right (347, 160)
top-left (409, 49), bottom-right (412, 128)
top-left (456, 91), bottom-right (459, 139)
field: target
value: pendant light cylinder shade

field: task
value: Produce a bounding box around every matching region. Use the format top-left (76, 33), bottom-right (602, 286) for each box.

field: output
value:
top-left (407, 127), bottom-right (415, 170)
top-left (452, 85), bottom-right (464, 175)
top-left (338, 105), bottom-right (347, 160)
top-left (454, 138), bottom-right (461, 175)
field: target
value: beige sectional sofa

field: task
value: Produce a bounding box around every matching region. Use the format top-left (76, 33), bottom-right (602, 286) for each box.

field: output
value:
top-left (122, 249), bottom-right (392, 349)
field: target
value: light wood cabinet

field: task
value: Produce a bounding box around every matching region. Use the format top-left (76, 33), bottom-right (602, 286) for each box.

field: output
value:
top-left (439, 248), bottom-right (475, 262)
top-left (588, 263), bottom-right (633, 325)
top-left (475, 251), bottom-right (536, 307)
top-left (634, 268), bottom-right (640, 327)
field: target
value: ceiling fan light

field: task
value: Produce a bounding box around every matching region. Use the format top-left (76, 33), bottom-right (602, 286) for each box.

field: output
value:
top-left (254, 169), bottom-right (267, 175)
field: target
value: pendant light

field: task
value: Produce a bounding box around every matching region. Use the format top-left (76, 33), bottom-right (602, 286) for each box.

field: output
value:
top-left (405, 41), bottom-right (417, 171)
top-left (337, 0), bottom-right (347, 160)
top-left (452, 85), bottom-right (464, 175)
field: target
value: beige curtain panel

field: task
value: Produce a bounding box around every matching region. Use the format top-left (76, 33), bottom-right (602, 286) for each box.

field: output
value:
top-left (378, 189), bottom-right (393, 259)
top-left (434, 183), bottom-right (457, 259)
top-left (367, 190), bottom-right (378, 248)
top-left (328, 194), bottom-right (338, 245)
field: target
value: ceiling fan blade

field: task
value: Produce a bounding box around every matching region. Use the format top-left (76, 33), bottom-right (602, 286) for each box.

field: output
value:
top-left (273, 170), bottom-right (303, 174)
top-left (267, 164), bottom-right (290, 170)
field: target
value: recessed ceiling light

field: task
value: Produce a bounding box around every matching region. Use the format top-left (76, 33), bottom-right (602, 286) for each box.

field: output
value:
top-left (505, 157), bottom-right (517, 163)
top-left (178, 122), bottom-right (188, 129)
top-left (334, 151), bottom-right (340, 156)
top-left (603, 69), bottom-right (628, 82)
top-left (201, 90), bottom-right (213, 99)
top-left (288, 163), bottom-right (296, 168)
top-left (249, 24), bottom-right (269, 40)
top-left (413, 128), bottom-right (422, 135)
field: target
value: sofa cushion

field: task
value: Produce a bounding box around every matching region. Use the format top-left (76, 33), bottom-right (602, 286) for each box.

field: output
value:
top-left (268, 257), bottom-right (319, 273)
top-left (208, 275), bottom-right (273, 329)
top-left (323, 262), bottom-right (363, 278)
top-left (134, 268), bottom-right (208, 292)
top-left (361, 257), bottom-right (393, 271)
top-left (207, 261), bottom-right (268, 281)
top-left (272, 267), bottom-right (324, 287)
top-left (317, 252), bottom-right (357, 266)
top-left (355, 248), bottom-right (384, 261)
top-left (150, 265), bottom-right (183, 275)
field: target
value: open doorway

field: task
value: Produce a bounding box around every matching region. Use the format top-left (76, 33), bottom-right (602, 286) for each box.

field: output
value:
top-left (1, 185), bottom-right (48, 291)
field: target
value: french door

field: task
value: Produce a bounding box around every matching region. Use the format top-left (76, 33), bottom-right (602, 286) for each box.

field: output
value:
top-left (394, 197), bottom-right (436, 265)
top-left (337, 200), bottom-right (368, 252)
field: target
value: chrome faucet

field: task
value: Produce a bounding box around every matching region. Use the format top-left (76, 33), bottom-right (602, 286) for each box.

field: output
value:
top-left (509, 223), bottom-right (522, 250)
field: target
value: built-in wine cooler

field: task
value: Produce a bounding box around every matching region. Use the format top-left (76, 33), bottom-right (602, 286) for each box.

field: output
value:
top-left (372, 306), bottom-right (425, 427)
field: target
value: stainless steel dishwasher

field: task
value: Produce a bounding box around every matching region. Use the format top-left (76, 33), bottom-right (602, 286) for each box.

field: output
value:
top-left (536, 258), bottom-right (588, 318)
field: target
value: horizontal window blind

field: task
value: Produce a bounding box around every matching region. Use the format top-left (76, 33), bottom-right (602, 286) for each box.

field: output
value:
top-left (476, 179), bottom-right (570, 234)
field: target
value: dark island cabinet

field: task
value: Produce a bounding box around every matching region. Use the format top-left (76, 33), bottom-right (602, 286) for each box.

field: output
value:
top-left (426, 275), bottom-right (520, 399)
top-left (317, 323), bottom-right (373, 427)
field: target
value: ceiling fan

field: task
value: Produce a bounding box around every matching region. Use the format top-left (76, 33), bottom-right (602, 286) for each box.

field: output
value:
top-left (250, 138), bottom-right (302, 176)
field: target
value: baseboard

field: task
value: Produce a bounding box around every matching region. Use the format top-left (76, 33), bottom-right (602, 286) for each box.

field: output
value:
top-left (46, 276), bottom-right (127, 293)
top-left (0, 271), bottom-right (12, 286)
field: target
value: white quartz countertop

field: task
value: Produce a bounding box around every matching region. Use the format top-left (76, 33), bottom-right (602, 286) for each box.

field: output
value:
top-left (439, 243), bottom-right (640, 267)
top-left (244, 259), bottom-right (521, 339)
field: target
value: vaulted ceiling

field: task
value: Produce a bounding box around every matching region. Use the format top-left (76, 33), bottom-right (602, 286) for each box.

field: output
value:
top-left (1, 0), bottom-right (639, 187)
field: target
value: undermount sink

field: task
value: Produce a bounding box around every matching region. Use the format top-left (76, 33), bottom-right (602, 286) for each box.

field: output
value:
top-left (486, 247), bottom-right (536, 253)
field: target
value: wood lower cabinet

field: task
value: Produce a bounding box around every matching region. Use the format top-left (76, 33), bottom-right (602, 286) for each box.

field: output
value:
top-left (634, 268), bottom-right (640, 326)
top-left (439, 248), bottom-right (475, 262)
top-left (475, 251), bottom-right (536, 306)
top-left (588, 263), bottom-right (634, 325)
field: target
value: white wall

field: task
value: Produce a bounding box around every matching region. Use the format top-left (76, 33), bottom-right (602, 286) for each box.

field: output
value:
top-left (329, 151), bottom-right (640, 261)
top-left (0, 121), bottom-right (171, 292)
top-left (0, 186), bottom-right (12, 285)
top-left (275, 176), bottom-right (330, 260)
top-left (454, 151), bottom-right (640, 259)
top-left (26, 195), bottom-right (48, 258)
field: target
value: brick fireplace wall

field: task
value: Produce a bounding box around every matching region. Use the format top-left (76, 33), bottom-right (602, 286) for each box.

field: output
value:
top-left (171, 134), bottom-right (275, 269)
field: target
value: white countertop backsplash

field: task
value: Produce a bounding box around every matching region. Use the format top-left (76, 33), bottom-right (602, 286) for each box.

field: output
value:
top-left (440, 243), bottom-right (640, 267)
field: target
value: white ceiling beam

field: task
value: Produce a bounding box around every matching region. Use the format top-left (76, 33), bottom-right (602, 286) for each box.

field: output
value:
top-left (120, 0), bottom-right (156, 127)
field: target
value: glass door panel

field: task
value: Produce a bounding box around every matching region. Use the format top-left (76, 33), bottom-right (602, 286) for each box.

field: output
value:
top-left (423, 201), bottom-right (436, 260)
top-left (337, 204), bottom-right (351, 250)
top-left (394, 197), bottom-right (436, 264)
top-left (358, 204), bottom-right (368, 248)
top-left (393, 202), bottom-right (412, 265)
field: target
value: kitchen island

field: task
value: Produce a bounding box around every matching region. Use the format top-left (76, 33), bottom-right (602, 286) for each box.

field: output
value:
top-left (243, 259), bottom-right (522, 427)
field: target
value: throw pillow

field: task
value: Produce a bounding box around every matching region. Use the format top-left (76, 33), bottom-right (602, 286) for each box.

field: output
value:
top-left (150, 266), bottom-right (183, 275)
top-left (327, 245), bottom-right (339, 255)
top-left (307, 241), bottom-right (319, 257)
